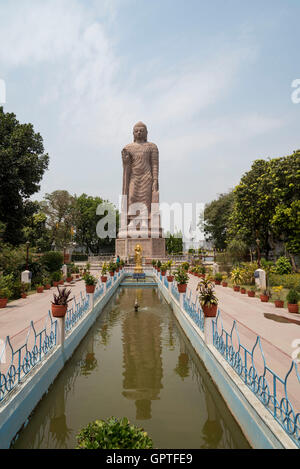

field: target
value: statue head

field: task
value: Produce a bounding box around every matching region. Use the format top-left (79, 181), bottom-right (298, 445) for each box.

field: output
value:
top-left (133, 122), bottom-right (148, 143)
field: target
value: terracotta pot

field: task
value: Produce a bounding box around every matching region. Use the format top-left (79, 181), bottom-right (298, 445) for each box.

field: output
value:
top-left (116, 268), bottom-right (120, 273)
top-left (86, 285), bottom-right (96, 294)
top-left (215, 281), bottom-right (221, 286)
top-left (21, 293), bottom-right (27, 299)
top-left (101, 276), bottom-right (108, 283)
top-left (222, 282), bottom-right (228, 287)
top-left (248, 291), bottom-right (255, 298)
top-left (37, 287), bottom-right (44, 294)
top-left (66, 277), bottom-right (73, 283)
top-left (240, 288), bottom-right (246, 295)
top-left (0, 298), bottom-right (8, 308)
top-left (288, 304), bottom-right (299, 314)
top-left (59, 280), bottom-right (64, 286)
top-left (157, 268), bottom-right (161, 273)
top-left (234, 286), bottom-right (240, 292)
top-left (275, 300), bottom-right (284, 308)
top-left (167, 276), bottom-right (174, 283)
top-left (51, 304), bottom-right (67, 318)
top-left (45, 284), bottom-right (51, 290)
top-left (110, 271), bottom-right (115, 277)
top-left (201, 274), bottom-right (205, 279)
top-left (177, 284), bottom-right (187, 294)
top-left (53, 282), bottom-right (59, 288)
top-left (202, 304), bottom-right (218, 318)
top-left (260, 295), bottom-right (269, 303)
top-left (161, 271), bottom-right (166, 277)
top-left (76, 275), bottom-right (80, 279)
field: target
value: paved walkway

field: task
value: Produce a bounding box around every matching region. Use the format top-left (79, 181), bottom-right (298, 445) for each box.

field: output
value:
top-left (0, 279), bottom-right (87, 353)
top-left (187, 275), bottom-right (300, 412)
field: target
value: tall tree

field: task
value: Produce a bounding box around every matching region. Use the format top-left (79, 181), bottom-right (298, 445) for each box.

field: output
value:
top-left (73, 194), bottom-right (118, 254)
top-left (204, 191), bottom-right (234, 250)
top-left (41, 191), bottom-right (75, 249)
top-left (0, 107), bottom-right (49, 244)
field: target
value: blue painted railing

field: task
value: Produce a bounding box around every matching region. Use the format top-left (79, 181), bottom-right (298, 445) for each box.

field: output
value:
top-left (164, 276), bottom-right (169, 290)
top-left (212, 312), bottom-right (300, 448)
top-left (171, 282), bottom-right (180, 303)
top-left (65, 293), bottom-right (90, 334)
top-left (183, 293), bottom-right (204, 333)
top-left (106, 278), bottom-right (113, 290)
top-left (94, 282), bottom-right (104, 301)
top-left (0, 313), bottom-right (57, 403)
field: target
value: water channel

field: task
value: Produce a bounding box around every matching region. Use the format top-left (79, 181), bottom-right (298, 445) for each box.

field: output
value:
top-left (13, 286), bottom-right (250, 449)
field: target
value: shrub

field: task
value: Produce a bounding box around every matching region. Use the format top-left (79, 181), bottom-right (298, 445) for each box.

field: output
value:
top-left (40, 252), bottom-right (64, 273)
top-left (0, 274), bottom-right (14, 299)
top-left (76, 417), bottom-right (154, 450)
top-left (286, 289), bottom-right (299, 305)
top-left (215, 273), bottom-right (223, 282)
top-left (269, 273), bottom-right (300, 292)
top-left (51, 271), bottom-right (62, 283)
top-left (197, 279), bottom-right (218, 307)
top-left (181, 262), bottom-right (190, 271)
top-left (275, 257), bottom-right (292, 275)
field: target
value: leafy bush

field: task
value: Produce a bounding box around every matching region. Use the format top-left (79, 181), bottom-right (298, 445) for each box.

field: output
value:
top-left (275, 257), bottom-right (292, 275)
top-left (269, 273), bottom-right (300, 292)
top-left (286, 289), bottom-right (299, 305)
top-left (215, 273), bottom-right (223, 282)
top-left (51, 271), bottom-right (62, 282)
top-left (76, 417), bottom-right (154, 450)
top-left (0, 274), bottom-right (14, 299)
top-left (40, 252), bottom-right (64, 273)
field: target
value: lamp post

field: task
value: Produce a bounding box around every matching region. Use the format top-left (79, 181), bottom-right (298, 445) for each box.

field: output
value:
top-left (26, 241), bottom-right (30, 271)
top-left (256, 237), bottom-right (261, 268)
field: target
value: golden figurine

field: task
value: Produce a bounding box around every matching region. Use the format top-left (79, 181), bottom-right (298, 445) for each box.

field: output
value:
top-left (134, 244), bottom-right (144, 274)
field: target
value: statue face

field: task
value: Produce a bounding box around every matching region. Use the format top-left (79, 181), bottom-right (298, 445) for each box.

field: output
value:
top-left (133, 125), bottom-right (147, 143)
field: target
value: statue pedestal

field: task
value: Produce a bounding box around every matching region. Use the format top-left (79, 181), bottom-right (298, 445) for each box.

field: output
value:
top-left (116, 238), bottom-right (166, 260)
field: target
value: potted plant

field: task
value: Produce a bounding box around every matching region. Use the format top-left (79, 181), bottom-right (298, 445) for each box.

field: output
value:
top-left (174, 267), bottom-right (189, 294)
top-left (52, 271), bottom-right (62, 287)
top-left (160, 263), bottom-right (167, 276)
top-left (120, 259), bottom-right (125, 270)
top-left (248, 286), bottom-right (257, 298)
top-left (231, 268), bottom-right (244, 292)
top-left (0, 275), bottom-right (13, 308)
top-left (108, 262), bottom-right (116, 277)
top-left (222, 275), bottom-right (228, 287)
top-left (51, 287), bottom-right (73, 318)
top-left (286, 289), bottom-right (299, 314)
top-left (214, 273), bottom-right (223, 286)
top-left (83, 273), bottom-right (97, 294)
top-left (20, 282), bottom-right (29, 299)
top-left (167, 260), bottom-right (174, 282)
top-left (43, 276), bottom-right (51, 290)
top-left (36, 284), bottom-right (44, 294)
top-left (260, 289), bottom-right (271, 303)
top-left (66, 267), bottom-right (73, 283)
top-left (101, 263), bottom-right (108, 283)
top-left (152, 260), bottom-right (157, 270)
top-left (240, 286), bottom-right (247, 295)
top-left (157, 260), bottom-right (162, 272)
top-left (272, 286), bottom-right (284, 308)
top-left (197, 278), bottom-right (218, 317)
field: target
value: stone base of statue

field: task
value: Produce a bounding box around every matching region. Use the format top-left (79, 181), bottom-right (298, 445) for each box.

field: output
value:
top-left (116, 237), bottom-right (166, 261)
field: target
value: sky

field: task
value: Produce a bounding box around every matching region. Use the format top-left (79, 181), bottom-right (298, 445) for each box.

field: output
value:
top-left (0, 0), bottom-right (300, 224)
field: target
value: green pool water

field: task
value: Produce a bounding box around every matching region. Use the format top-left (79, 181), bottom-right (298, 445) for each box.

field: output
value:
top-left (12, 287), bottom-right (250, 449)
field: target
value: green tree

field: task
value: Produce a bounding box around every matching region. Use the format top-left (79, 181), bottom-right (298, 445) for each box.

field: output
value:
top-left (165, 232), bottom-right (183, 254)
top-left (41, 190), bottom-right (75, 249)
top-left (204, 191), bottom-right (234, 250)
top-left (0, 107), bottom-right (49, 244)
top-left (73, 194), bottom-right (119, 254)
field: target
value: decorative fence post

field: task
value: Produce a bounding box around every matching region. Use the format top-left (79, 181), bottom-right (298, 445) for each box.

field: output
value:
top-left (203, 316), bottom-right (214, 345)
top-left (57, 317), bottom-right (65, 346)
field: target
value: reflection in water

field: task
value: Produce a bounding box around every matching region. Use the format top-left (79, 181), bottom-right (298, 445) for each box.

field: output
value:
top-left (13, 287), bottom-right (250, 449)
top-left (122, 289), bottom-right (163, 420)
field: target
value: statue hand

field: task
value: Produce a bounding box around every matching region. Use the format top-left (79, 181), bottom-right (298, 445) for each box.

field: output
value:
top-left (122, 149), bottom-right (131, 164)
top-left (152, 181), bottom-right (158, 192)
